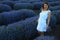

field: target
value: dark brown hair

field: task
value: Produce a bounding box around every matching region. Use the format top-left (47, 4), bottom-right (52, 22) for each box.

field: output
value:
top-left (41, 2), bottom-right (49, 9)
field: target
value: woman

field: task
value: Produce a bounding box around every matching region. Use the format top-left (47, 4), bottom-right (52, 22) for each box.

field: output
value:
top-left (37, 2), bottom-right (51, 37)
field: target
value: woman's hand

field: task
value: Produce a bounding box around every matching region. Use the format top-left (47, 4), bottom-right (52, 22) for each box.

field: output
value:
top-left (36, 19), bottom-right (39, 23)
top-left (46, 24), bottom-right (48, 30)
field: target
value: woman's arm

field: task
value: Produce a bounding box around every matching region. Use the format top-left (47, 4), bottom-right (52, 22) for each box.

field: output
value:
top-left (36, 17), bottom-right (39, 23)
top-left (47, 12), bottom-right (51, 27)
top-left (36, 15), bottom-right (40, 23)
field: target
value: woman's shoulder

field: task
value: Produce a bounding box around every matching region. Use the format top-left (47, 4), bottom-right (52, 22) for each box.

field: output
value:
top-left (47, 10), bottom-right (51, 13)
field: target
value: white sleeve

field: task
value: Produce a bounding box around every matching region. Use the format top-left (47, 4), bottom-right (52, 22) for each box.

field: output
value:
top-left (48, 10), bottom-right (51, 13)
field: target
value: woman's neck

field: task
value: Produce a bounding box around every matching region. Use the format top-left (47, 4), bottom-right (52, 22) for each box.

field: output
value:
top-left (42, 9), bottom-right (48, 11)
top-left (41, 8), bottom-right (48, 11)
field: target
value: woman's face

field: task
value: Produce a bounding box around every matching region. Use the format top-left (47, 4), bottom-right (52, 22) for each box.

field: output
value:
top-left (44, 4), bottom-right (48, 10)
